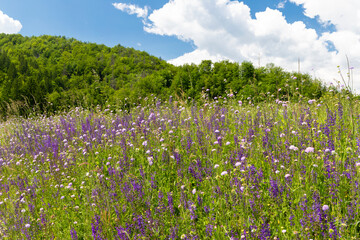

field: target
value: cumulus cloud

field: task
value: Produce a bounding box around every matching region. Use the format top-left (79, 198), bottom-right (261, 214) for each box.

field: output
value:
top-left (277, 1), bottom-right (287, 9)
top-left (115, 0), bottom-right (360, 90)
top-left (0, 10), bottom-right (22, 34)
top-left (289, 0), bottom-right (360, 87)
top-left (289, 0), bottom-right (360, 32)
top-left (169, 49), bottom-right (227, 65)
top-left (113, 3), bottom-right (148, 19)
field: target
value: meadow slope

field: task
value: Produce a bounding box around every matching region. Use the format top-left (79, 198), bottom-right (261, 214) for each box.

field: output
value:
top-left (0, 93), bottom-right (359, 239)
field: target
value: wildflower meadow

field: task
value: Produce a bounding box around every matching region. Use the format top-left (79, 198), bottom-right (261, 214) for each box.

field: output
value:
top-left (0, 92), bottom-right (359, 239)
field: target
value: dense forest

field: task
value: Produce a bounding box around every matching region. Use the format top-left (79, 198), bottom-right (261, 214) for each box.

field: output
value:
top-left (0, 34), bottom-right (329, 117)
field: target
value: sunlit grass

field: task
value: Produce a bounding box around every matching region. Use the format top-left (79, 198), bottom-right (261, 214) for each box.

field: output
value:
top-left (0, 92), bottom-right (359, 239)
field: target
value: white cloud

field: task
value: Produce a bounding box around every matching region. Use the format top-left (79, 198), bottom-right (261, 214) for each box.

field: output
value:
top-left (0, 10), bottom-right (22, 34)
top-left (115, 0), bottom-right (360, 91)
top-left (289, 0), bottom-right (360, 88)
top-left (113, 3), bottom-right (148, 19)
top-left (289, 0), bottom-right (360, 33)
top-left (277, 1), bottom-right (287, 9)
top-left (169, 49), bottom-right (227, 65)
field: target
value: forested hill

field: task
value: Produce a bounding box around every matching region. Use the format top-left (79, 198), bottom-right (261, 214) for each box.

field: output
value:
top-left (0, 34), bottom-right (170, 115)
top-left (0, 34), bottom-right (328, 117)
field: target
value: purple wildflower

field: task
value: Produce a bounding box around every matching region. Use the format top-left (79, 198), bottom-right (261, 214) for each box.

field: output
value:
top-left (71, 228), bottom-right (78, 240)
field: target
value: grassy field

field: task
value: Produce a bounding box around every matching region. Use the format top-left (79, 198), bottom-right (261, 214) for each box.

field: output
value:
top-left (0, 92), bottom-right (359, 239)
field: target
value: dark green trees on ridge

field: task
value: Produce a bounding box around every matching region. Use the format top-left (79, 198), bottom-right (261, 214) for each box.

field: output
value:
top-left (0, 34), bottom-right (328, 117)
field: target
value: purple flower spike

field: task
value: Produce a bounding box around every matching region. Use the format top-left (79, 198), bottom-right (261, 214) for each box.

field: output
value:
top-left (71, 228), bottom-right (78, 240)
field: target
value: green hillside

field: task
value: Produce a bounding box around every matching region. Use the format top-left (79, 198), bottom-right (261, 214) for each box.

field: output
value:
top-left (0, 34), bottom-right (329, 118)
top-left (0, 34), bottom-right (169, 115)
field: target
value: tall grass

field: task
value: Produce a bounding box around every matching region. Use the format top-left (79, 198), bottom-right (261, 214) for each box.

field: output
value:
top-left (0, 92), bottom-right (359, 239)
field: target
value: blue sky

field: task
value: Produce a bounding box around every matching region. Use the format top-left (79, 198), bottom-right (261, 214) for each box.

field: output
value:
top-left (0, 0), bottom-right (360, 89)
top-left (0, 0), bottom-right (335, 59)
top-left (0, 0), bottom-right (193, 59)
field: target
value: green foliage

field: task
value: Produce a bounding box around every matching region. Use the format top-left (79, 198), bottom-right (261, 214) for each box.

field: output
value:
top-left (0, 34), bottom-right (331, 119)
top-left (0, 34), bottom-right (169, 118)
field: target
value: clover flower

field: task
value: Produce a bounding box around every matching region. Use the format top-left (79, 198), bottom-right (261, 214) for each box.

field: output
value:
top-left (289, 145), bottom-right (298, 151)
top-left (221, 171), bottom-right (228, 176)
top-left (305, 147), bottom-right (314, 153)
top-left (308, 99), bottom-right (316, 104)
